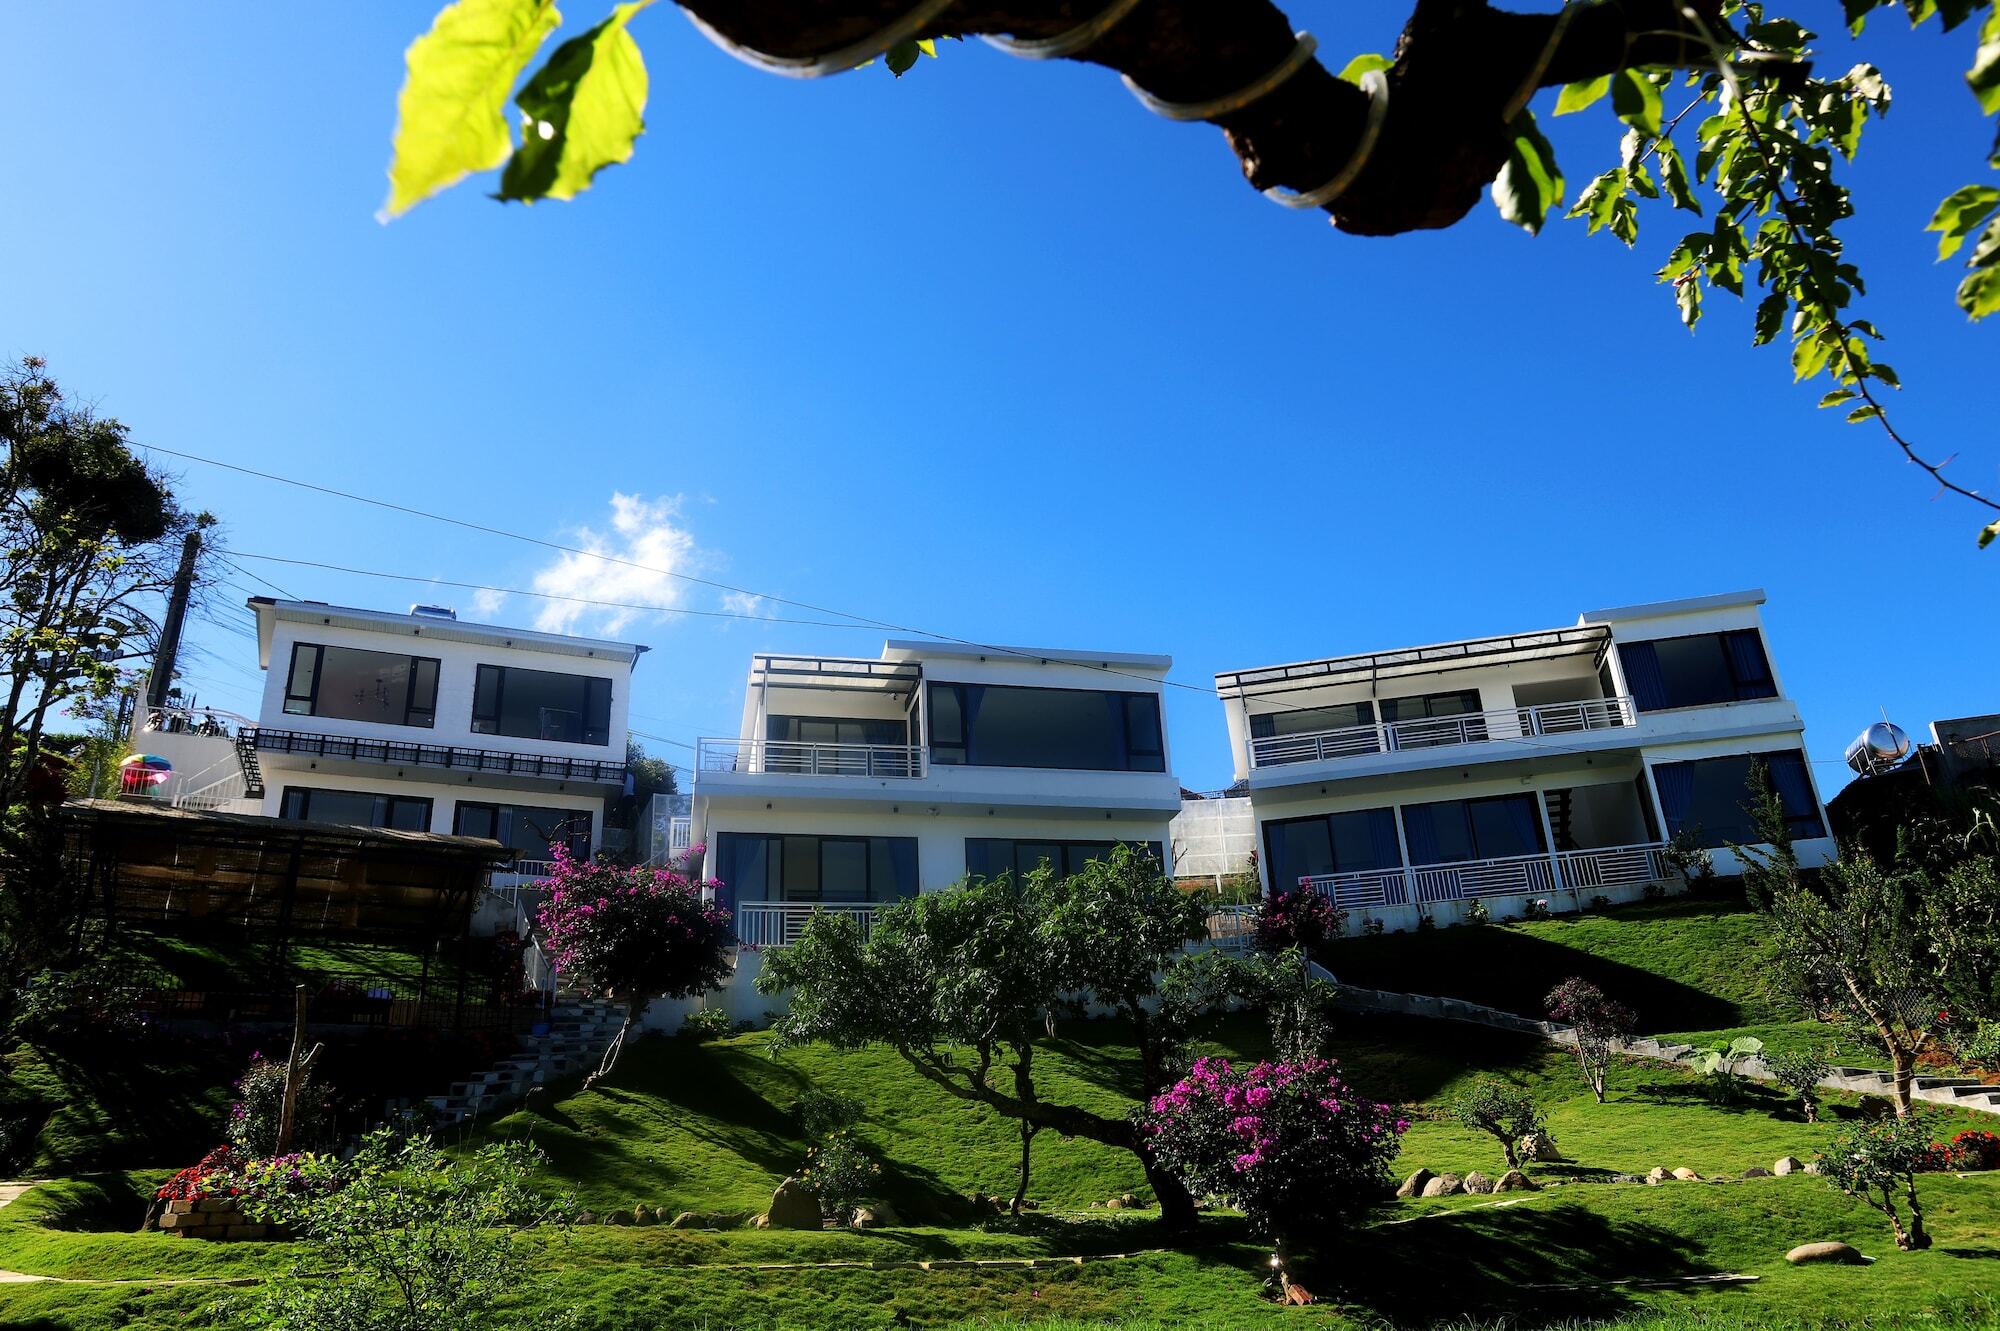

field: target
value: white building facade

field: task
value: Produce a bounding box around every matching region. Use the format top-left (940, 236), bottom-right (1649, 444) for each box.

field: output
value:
top-left (1217, 590), bottom-right (1835, 930)
top-left (682, 641), bottom-right (1182, 1015)
top-left (243, 599), bottom-right (644, 880)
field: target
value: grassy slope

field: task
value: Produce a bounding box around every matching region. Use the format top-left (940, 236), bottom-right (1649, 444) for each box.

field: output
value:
top-left (1321, 893), bottom-right (1880, 1063)
top-left (0, 1035), bottom-right (235, 1178)
top-left (111, 926), bottom-right (472, 993)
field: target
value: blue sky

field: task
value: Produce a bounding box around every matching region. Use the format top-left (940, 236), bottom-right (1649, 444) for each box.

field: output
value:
top-left (5, 4), bottom-right (1995, 793)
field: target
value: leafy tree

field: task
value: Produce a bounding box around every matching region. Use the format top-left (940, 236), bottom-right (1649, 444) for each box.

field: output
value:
top-left (1817, 1112), bottom-right (1937, 1251)
top-left (533, 849), bottom-right (733, 1087)
top-left (1545, 976), bottom-right (1636, 1103)
top-left (757, 846), bottom-right (1216, 1230)
top-left (1449, 1077), bottom-right (1543, 1170)
top-left (383, 1), bottom-right (2000, 541)
top-left (240, 1130), bottom-right (575, 1331)
top-left (1235, 946), bottom-right (1341, 1062)
top-left (1254, 887), bottom-right (1342, 956)
top-left (1143, 1055), bottom-right (1405, 1291)
top-left (0, 356), bottom-right (214, 809)
top-left (1766, 1047), bottom-right (1833, 1122)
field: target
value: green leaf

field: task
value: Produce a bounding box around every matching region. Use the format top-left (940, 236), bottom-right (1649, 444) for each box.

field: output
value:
top-left (1555, 75), bottom-right (1611, 114)
top-left (1869, 362), bottom-right (1901, 388)
top-left (1971, 13), bottom-right (2000, 115)
top-left (1958, 264), bottom-right (2000, 319)
top-left (1337, 53), bottom-right (1393, 85)
top-left (1658, 140), bottom-right (1702, 212)
top-left (1493, 112), bottom-right (1564, 235)
top-left (1792, 333), bottom-right (1834, 381)
top-left (1818, 388), bottom-right (1858, 408)
top-left (886, 38), bottom-right (922, 75)
top-left (1676, 276), bottom-right (1702, 329)
top-left (383, 0), bottom-right (562, 219)
top-left (498, 1), bottom-right (652, 204)
top-left (1845, 402), bottom-right (1883, 423)
top-left (1567, 169), bottom-right (1626, 236)
top-left (1843, 0), bottom-right (1876, 35)
top-left (1980, 517), bottom-right (2000, 548)
top-left (1937, 0), bottom-right (1977, 29)
top-left (1754, 291), bottom-right (1789, 345)
top-left (1612, 69), bottom-right (1664, 136)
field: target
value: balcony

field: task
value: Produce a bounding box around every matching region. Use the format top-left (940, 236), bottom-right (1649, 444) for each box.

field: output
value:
top-left (697, 737), bottom-right (926, 780)
top-left (247, 727), bottom-right (626, 785)
top-left (734, 901), bottom-right (881, 948)
top-left (1299, 841), bottom-right (1670, 909)
top-left (1249, 696), bottom-right (1636, 770)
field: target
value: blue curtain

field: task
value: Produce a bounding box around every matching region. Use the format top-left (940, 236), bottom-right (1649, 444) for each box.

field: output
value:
top-left (1764, 751), bottom-right (1822, 837)
top-left (1365, 807), bottom-right (1402, 870)
top-left (1618, 641), bottom-right (1669, 712)
top-left (1402, 805), bottom-right (1441, 865)
top-left (1505, 794), bottom-right (1545, 856)
top-left (1653, 762), bottom-right (1694, 835)
top-left (1725, 630), bottom-right (1778, 699)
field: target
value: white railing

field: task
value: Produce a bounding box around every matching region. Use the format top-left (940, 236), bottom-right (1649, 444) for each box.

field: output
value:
top-left (1300, 841), bottom-right (1669, 907)
top-left (697, 737), bottom-right (925, 779)
top-left (141, 705), bottom-right (257, 738)
top-left (669, 816), bottom-right (693, 852)
top-left (1204, 904), bottom-right (1258, 954)
top-left (733, 901), bottom-right (879, 949)
top-left (492, 860), bottom-right (556, 886)
top-left (1249, 696), bottom-right (1636, 769)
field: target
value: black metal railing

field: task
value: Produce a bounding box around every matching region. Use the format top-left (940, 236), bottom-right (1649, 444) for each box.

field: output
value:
top-left (135, 979), bottom-right (544, 1034)
top-left (246, 727), bottom-right (625, 785)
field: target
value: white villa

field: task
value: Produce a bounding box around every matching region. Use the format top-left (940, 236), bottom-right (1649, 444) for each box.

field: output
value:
top-left (1216, 590), bottom-right (1835, 929)
top-left (689, 641), bottom-right (1184, 956)
top-left (234, 598), bottom-right (645, 880)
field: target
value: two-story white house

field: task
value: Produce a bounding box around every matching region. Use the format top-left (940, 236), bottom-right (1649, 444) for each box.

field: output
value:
top-left (1216, 590), bottom-right (1834, 929)
top-left (691, 641), bottom-right (1184, 954)
top-left (244, 598), bottom-right (646, 878)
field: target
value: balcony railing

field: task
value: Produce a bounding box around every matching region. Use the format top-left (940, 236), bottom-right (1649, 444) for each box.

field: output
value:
top-left (246, 727), bottom-right (626, 785)
top-left (1300, 841), bottom-right (1670, 908)
top-left (697, 737), bottom-right (925, 780)
top-left (734, 901), bottom-right (880, 949)
top-left (142, 705), bottom-right (257, 739)
top-left (1249, 696), bottom-right (1636, 769)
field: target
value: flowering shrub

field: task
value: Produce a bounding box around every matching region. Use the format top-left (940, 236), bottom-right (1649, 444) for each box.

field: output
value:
top-left (228, 1054), bottom-right (330, 1156)
top-left (1255, 888), bottom-right (1343, 955)
top-left (1546, 977), bottom-right (1637, 1104)
top-left (1522, 897), bottom-right (1552, 922)
top-left (799, 1129), bottom-right (880, 1223)
top-left (1929, 1130), bottom-right (2000, 1171)
top-left (156, 1146), bottom-right (247, 1202)
top-left (1819, 1113), bottom-right (1936, 1250)
top-left (1143, 1056), bottom-right (1405, 1246)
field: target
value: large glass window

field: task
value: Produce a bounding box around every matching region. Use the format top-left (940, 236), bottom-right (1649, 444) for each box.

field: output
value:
top-left (1650, 749), bottom-right (1823, 847)
top-left (1262, 808), bottom-right (1400, 890)
top-left (1379, 689), bottom-right (1481, 722)
top-left (279, 786), bottom-right (432, 831)
top-left (282, 643), bottom-right (439, 728)
top-left (766, 715), bottom-right (909, 746)
top-left (1618, 631), bottom-right (1777, 712)
top-left (710, 833), bottom-right (918, 905)
top-left (451, 802), bottom-right (591, 861)
top-left (1249, 701), bottom-right (1375, 739)
top-left (964, 839), bottom-right (1165, 881)
top-left (1401, 793), bottom-right (1546, 865)
top-left (471, 664), bottom-right (613, 745)
top-left (926, 683), bottom-right (1165, 771)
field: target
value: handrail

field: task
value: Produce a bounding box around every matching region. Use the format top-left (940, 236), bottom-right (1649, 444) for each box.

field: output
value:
top-left (1299, 840), bottom-right (1669, 907)
top-left (697, 737), bottom-right (925, 780)
top-left (246, 727), bottom-right (627, 785)
top-left (733, 901), bottom-right (879, 948)
top-left (1249, 696), bottom-right (1636, 769)
top-left (141, 705), bottom-right (257, 737)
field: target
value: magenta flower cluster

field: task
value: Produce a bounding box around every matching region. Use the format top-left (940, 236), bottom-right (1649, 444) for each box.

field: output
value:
top-left (1143, 1054), bottom-right (1406, 1240)
top-left (532, 845), bottom-right (735, 1005)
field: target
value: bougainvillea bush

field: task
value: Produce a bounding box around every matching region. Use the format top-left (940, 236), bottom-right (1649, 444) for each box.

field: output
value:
top-left (533, 848), bottom-right (734, 1085)
top-left (1255, 888), bottom-right (1344, 956)
top-left (1143, 1056), bottom-right (1405, 1258)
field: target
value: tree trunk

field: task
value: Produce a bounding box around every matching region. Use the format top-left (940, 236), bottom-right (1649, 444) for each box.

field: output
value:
top-left (1502, 1136), bottom-right (1520, 1168)
top-left (1142, 1152), bottom-right (1199, 1234)
top-left (582, 995), bottom-right (646, 1092)
top-left (1880, 1190), bottom-right (1913, 1251)
top-left (1011, 1120), bottom-right (1037, 1216)
top-left (1903, 1178), bottom-right (1931, 1250)
top-left (1888, 1043), bottom-right (1916, 1118)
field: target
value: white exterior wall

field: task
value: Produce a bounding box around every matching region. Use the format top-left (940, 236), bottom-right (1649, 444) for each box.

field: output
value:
top-left (256, 768), bottom-right (606, 853)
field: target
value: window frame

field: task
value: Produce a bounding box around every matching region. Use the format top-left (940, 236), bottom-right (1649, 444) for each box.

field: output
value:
top-left (924, 682), bottom-right (1167, 772)
top-left (451, 800), bottom-right (592, 860)
top-left (964, 838), bottom-right (1166, 880)
top-left (281, 641), bottom-right (442, 729)
top-left (470, 663), bottom-right (614, 747)
top-left (278, 784), bottom-right (434, 831)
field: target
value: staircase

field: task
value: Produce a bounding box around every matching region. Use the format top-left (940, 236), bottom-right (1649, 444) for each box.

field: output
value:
top-left (233, 733), bottom-right (266, 800)
top-left (424, 998), bottom-right (626, 1125)
top-left (1544, 788), bottom-right (1574, 851)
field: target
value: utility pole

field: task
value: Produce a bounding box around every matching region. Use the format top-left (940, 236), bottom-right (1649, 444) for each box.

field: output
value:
top-left (144, 520), bottom-right (208, 713)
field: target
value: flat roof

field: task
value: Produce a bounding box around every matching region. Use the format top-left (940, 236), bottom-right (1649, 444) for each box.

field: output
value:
top-left (881, 639), bottom-right (1172, 673)
top-left (62, 797), bottom-right (512, 860)
top-left (1578, 588), bottom-right (1765, 623)
top-left (249, 598), bottom-right (648, 669)
top-left (1217, 624), bottom-right (1610, 698)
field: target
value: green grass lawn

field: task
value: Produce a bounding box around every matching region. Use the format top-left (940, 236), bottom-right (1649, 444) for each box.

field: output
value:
top-left (110, 925), bottom-right (476, 994)
top-left (1322, 892), bottom-right (1883, 1065)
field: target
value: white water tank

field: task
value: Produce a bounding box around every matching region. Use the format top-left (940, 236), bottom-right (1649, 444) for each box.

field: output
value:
top-left (1845, 721), bottom-right (1912, 776)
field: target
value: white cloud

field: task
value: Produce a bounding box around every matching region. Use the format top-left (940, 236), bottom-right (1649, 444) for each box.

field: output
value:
top-left (468, 586), bottom-right (509, 620)
top-left (529, 493), bottom-right (699, 636)
top-left (720, 590), bottom-right (769, 619)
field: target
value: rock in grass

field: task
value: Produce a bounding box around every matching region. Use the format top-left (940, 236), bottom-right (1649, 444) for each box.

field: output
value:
top-left (1421, 1173), bottom-right (1464, 1198)
top-left (851, 1202), bottom-right (900, 1230)
top-left (576, 1210), bottom-right (598, 1225)
top-left (1462, 1171), bottom-right (1495, 1195)
top-left (1396, 1169), bottom-right (1435, 1199)
top-left (1119, 1193), bottom-right (1140, 1209)
top-left (1494, 1170), bottom-right (1539, 1192)
top-left (1519, 1130), bottom-right (1564, 1163)
top-left (1646, 1168), bottom-right (1671, 1185)
top-left (767, 1177), bottom-right (823, 1230)
top-left (1774, 1156), bottom-right (1804, 1176)
top-left (1671, 1167), bottom-right (1701, 1182)
top-left (1743, 1167), bottom-right (1773, 1179)
top-left (1786, 1241), bottom-right (1866, 1265)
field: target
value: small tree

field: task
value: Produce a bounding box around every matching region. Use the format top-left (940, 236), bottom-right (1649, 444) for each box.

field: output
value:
top-left (1254, 888), bottom-right (1342, 956)
top-left (1144, 1055), bottom-right (1405, 1292)
top-left (1818, 1113), bottom-right (1936, 1251)
top-left (229, 1054), bottom-right (330, 1157)
top-left (1545, 977), bottom-right (1636, 1104)
top-left (241, 1130), bottom-right (575, 1331)
top-left (1765, 1048), bottom-right (1833, 1123)
top-left (1234, 947), bottom-right (1340, 1062)
top-left (534, 850), bottom-right (733, 1087)
top-left (1449, 1078), bottom-right (1541, 1170)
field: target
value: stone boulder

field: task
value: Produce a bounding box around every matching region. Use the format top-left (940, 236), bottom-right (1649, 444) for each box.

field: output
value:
top-left (1645, 1167), bottom-right (1671, 1186)
top-left (1671, 1167), bottom-right (1701, 1182)
top-left (632, 1205), bottom-right (657, 1225)
top-left (1396, 1169), bottom-right (1435, 1199)
top-left (1774, 1156), bottom-right (1805, 1176)
top-left (851, 1201), bottom-right (900, 1230)
top-left (1494, 1170), bottom-right (1540, 1192)
top-left (1462, 1171), bottom-right (1495, 1195)
top-left (576, 1210), bottom-right (598, 1225)
top-left (766, 1176), bottom-right (824, 1230)
top-left (1742, 1166), bottom-right (1773, 1179)
top-left (1420, 1173), bottom-right (1464, 1198)
top-left (1119, 1192), bottom-right (1140, 1209)
top-left (1786, 1241), bottom-right (1867, 1265)
top-left (1519, 1131), bottom-right (1564, 1163)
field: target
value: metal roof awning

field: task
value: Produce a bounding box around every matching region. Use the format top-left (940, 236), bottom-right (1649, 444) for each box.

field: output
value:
top-left (750, 654), bottom-right (923, 699)
top-left (1216, 625), bottom-right (1613, 698)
